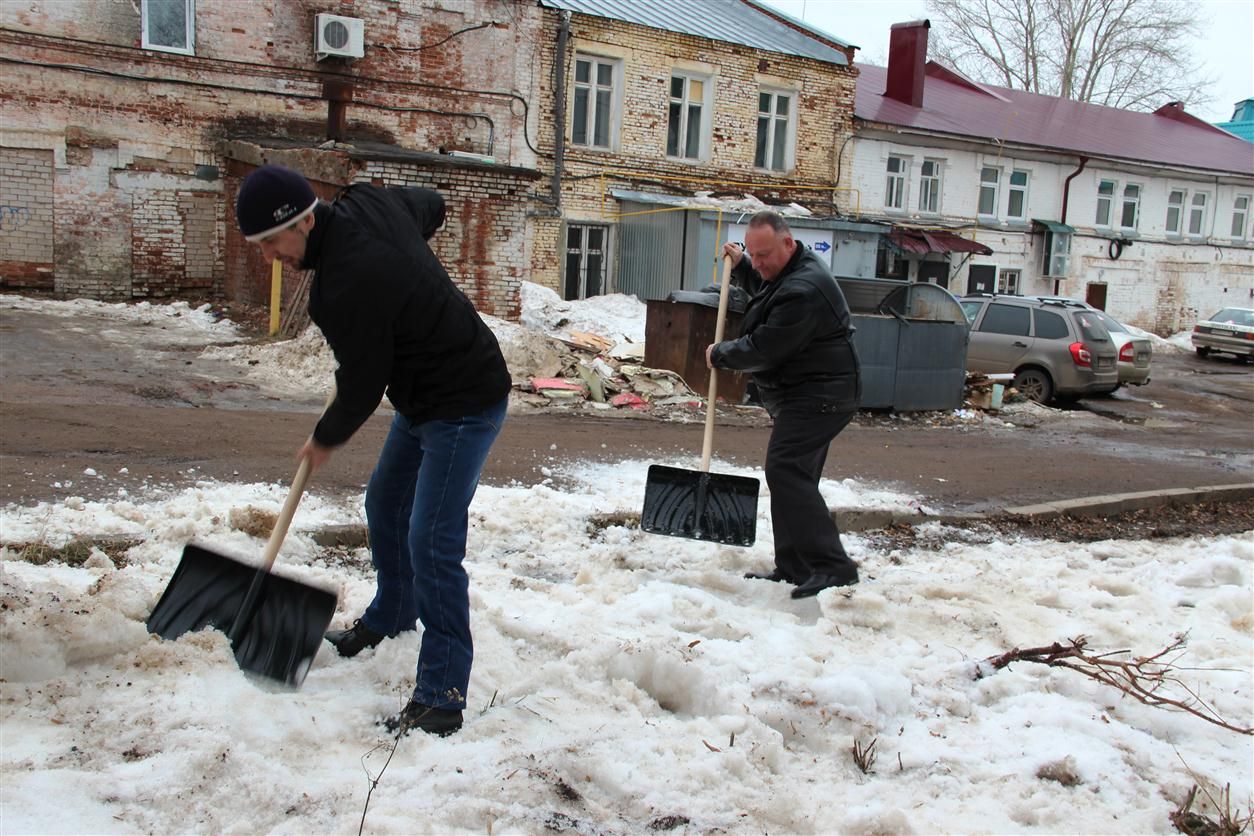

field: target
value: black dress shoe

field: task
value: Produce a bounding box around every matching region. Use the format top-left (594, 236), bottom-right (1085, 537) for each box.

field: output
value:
top-left (790, 568), bottom-right (859, 599)
top-left (324, 619), bottom-right (385, 658)
top-left (383, 701), bottom-right (464, 737)
top-left (744, 568), bottom-right (795, 583)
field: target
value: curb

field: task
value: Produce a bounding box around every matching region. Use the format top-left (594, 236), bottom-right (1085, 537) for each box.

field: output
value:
top-left (832, 482), bottom-right (1254, 531)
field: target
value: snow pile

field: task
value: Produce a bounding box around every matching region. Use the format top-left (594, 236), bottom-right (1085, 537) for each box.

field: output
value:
top-left (519, 282), bottom-right (647, 347)
top-left (1, 458), bottom-right (1250, 834)
top-left (1, 296), bottom-right (242, 345)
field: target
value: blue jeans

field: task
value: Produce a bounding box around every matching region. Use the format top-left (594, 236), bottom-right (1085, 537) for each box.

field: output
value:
top-left (359, 397), bottom-right (506, 710)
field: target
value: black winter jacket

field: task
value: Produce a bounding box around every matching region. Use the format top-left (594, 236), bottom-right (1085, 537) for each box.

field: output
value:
top-left (710, 245), bottom-right (860, 415)
top-left (301, 185), bottom-right (511, 447)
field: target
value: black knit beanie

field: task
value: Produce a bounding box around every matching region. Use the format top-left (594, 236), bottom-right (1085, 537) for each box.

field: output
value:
top-left (236, 164), bottom-right (318, 241)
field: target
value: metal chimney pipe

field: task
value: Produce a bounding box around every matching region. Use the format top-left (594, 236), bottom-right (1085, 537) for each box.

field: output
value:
top-left (885, 20), bottom-right (929, 108)
top-left (323, 79), bottom-right (354, 142)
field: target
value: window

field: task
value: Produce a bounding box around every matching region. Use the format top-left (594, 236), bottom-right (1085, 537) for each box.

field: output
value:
top-left (667, 74), bottom-right (707, 160)
top-left (1232, 195), bottom-right (1250, 240)
top-left (142, 0), bottom-right (194, 55)
top-left (1007, 170), bottom-right (1029, 220)
top-left (1033, 309), bottom-right (1069, 340)
top-left (572, 55), bottom-right (618, 150)
top-left (1165, 190), bottom-right (1185, 236)
top-left (1188, 192), bottom-right (1208, 236)
top-left (918, 159), bottom-right (942, 214)
top-left (1042, 229), bottom-right (1071, 277)
top-left (978, 303), bottom-right (1030, 336)
top-left (1120, 184), bottom-right (1141, 230)
top-left (885, 155), bottom-right (909, 211)
top-left (1095, 179), bottom-right (1115, 226)
top-left (564, 224), bottom-right (608, 299)
top-left (997, 268), bottom-right (1021, 295)
top-left (754, 90), bottom-right (793, 172)
top-left (978, 167), bottom-right (1000, 217)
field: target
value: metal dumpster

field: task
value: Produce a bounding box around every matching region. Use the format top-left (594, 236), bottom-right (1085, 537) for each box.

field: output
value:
top-left (837, 279), bottom-right (970, 412)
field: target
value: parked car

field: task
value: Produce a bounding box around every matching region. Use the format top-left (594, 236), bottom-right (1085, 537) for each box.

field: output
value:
top-left (1023, 297), bottom-right (1152, 387)
top-left (960, 294), bottom-right (1120, 404)
top-left (1191, 307), bottom-right (1254, 362)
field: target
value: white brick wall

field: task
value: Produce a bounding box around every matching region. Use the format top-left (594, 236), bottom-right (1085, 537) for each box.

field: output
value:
top-left (851, 137), bottom-right (1254, 333)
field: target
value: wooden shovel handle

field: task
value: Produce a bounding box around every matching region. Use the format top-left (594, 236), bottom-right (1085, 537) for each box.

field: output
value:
top-left (259, 455), bottom-right (312, 572)
top-left (700, 255), bottom-right (734, 472)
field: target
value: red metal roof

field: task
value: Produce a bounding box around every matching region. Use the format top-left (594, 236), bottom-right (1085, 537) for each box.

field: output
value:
top-left (890, 229), bottom-right (993, 255)
top-left (855, 63), bottom-right (1254, 176)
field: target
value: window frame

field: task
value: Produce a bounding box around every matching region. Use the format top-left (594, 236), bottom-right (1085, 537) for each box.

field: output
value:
top-left (142, 0), bottom-right (195, 56)
top-left (997, 268), bottom-right (1021, 295)
top-left (666, 71), bottom-right (711, 162)
top-left (884, 154), bottom-right (910, 212)
top-left (1119, 183), bottom-right (1141, 231)
top-left (1006, 169), bottom-right (1029, 220)
top-left (1165, 189), bottom-right (1185, 236)
top-left (562, 222), bottom-right (612, 300)
top-left (754, 88), bottom-right (796, 173)
top-left (918, 158), bottom-right (942, 214)
top-left (1187, 192), bottom-right (1209, 237)
top-left (1232, 194), bottom-right (1250, 241)
top-left (1095, 179), bottom-right (1116, 227)
top-left (571, 54), bottom-right (622, 152)
top-left (978, 166), bottom-right (1000, 219)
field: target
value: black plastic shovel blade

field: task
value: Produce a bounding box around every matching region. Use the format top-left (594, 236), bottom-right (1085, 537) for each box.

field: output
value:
top-left (641, 465), bottom-right (759, 546)
top-left (147, 544), bottom-right (337, 688)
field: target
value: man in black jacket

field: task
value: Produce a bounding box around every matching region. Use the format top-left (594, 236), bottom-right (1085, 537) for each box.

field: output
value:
top-left (706, 211), bottom-right (861, 599)
top-left (236, 165), bottom-right (511, 736)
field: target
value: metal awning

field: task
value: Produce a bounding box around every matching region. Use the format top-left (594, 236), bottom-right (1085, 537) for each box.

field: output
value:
top-left (1032, 218), bottom-right (1076, 234)
top-left (888, 229), bottom-right (994, 256)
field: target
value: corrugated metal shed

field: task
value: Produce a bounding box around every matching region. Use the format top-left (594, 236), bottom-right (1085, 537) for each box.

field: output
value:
top-left (856, 63), bottom-right (1254, 176)
top-left (536, 0), bottom-right (849, 66)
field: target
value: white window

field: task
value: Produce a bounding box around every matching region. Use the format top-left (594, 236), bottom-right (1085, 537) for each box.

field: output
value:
top-left (1119, 184), bottom-right (1141, 230)
top-left (918, 159), bottom-right (942, 214)
top-left (667, 73), bottom-right (709, 161)
top-left (997, 268), bottom-right (1021, 294)
top-left (572, 55), bottom-right (619, 150)
top-left (1007, 169), bottom-right (1029, 220)
top-left (142, 0), bottom-right (194, 55)
top-left (1188, 192), bottom-right (1209, 236)
top-left (1232, 195), bottom-right (1250, 240)
top-left (754, 90), bottom-right (794, 172)
top-left (885, 155), bottom-right (909, 211)
top-left (978, 167), bottom-right (1000, 218)
top-left (1165, 189), bottom-right (1185, 236)
top-left (1042, 230), bottom-right (1071, 277)
top-left (564, 224), bottom-right (609, 299)
top-left (1095, 179), bottom-right (1115, 227)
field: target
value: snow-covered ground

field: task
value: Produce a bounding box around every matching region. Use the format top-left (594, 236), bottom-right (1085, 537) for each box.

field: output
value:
top-left (1, 291), bottom-right (1249, 834)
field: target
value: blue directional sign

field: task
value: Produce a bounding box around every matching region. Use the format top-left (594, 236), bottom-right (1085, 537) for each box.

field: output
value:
top-left (812, 240), bottom-right (831, 253)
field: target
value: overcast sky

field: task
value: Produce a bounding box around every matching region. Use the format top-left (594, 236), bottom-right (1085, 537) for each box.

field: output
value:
top-left (760, 0), bottom-right (1254, 123)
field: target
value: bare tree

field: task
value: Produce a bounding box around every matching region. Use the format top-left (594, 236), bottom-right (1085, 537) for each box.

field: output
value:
top-left (925, 0), bottom-right (1216, 112)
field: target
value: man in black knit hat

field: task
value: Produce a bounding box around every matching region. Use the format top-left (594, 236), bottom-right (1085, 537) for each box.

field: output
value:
top-left (236, 164), bottom-right (511, 737)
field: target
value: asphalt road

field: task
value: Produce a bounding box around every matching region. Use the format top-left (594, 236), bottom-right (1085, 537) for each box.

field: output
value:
top-left (1, 301), bottom-right (1251, 513)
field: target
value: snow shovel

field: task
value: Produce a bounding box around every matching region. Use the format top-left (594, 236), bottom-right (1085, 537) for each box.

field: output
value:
top-left (641, 255), bottom-right (760, 546)
top-left (146, 457), bottom-right (337, 687)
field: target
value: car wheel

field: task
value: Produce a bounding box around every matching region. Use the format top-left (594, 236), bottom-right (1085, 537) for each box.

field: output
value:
top-left (1012, 368), bottom-right (1053, 404)
top-left (1196, 347), bottom-right (1210, 358)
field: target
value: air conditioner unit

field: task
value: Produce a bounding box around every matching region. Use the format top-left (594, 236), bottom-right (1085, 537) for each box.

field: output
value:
top-left (314, 14), bottom-right (364, 60)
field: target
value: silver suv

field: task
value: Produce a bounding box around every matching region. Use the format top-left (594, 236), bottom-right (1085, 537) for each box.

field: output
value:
top-left (960, 294), bottom-right (1120, 403)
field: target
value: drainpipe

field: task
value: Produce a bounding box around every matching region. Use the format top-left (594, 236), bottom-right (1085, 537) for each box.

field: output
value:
top-left (1060, 155), bottom-right (1087, 225)
top-left (323, 79), bottom-right (354, 142)
top-left (550, 10), bottom-right (571, 208)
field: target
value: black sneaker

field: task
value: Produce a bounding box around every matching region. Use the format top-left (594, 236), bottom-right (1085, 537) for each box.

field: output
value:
top-left (743, 568), bottom-right (796, 583)
top-left (790, 568), bottom-right (859, 599)
top-left (324, 619), bottom-right (385, 658)
top-left (383, 701), bottom-right (464, 737)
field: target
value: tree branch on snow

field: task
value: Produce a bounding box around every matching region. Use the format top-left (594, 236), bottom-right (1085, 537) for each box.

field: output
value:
top-left (979, 635), bottom-right (1253, 736)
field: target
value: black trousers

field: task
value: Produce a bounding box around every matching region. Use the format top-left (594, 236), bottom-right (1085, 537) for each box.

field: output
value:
top-left (765, 407), bottom-right (858, 582)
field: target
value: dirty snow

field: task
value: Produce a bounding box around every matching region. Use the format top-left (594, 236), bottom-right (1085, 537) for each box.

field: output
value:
top-left (1, 292), bottom-right (1251, 835)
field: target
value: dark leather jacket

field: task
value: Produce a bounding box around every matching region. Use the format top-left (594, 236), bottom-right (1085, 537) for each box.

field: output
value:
top-left (710, 245), bottom-right (860, 415)
top-left (301, 185), bottom-right (510, 446)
